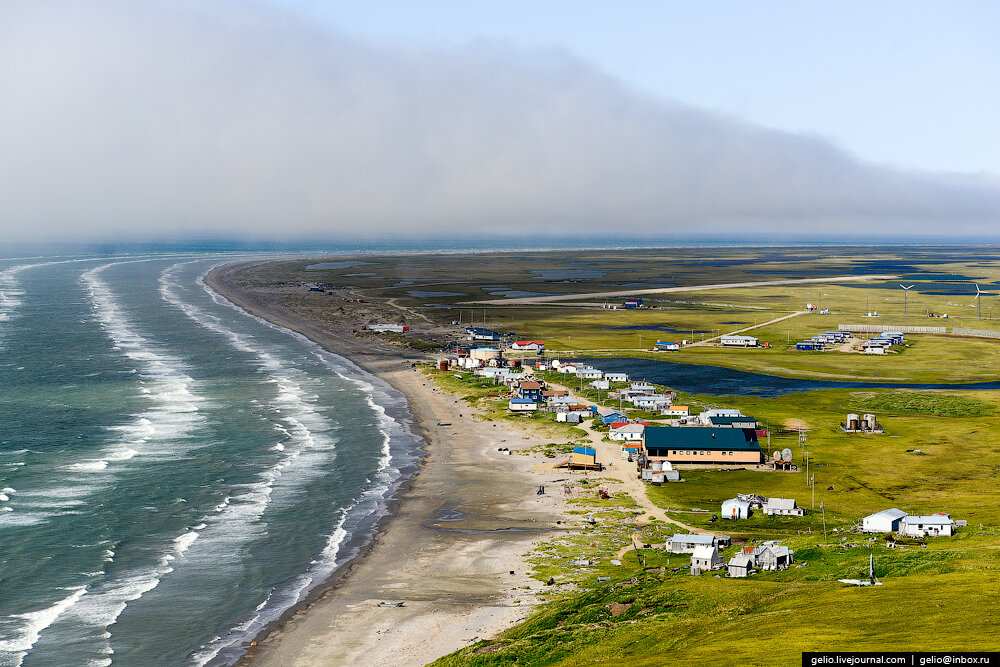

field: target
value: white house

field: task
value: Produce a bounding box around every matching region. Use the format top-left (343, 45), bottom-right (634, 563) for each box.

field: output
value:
top-left (691, 545), bottom-right (724, 571)
top-left (508, 398), bottom-right (538, 412)
top-left (605, 372), bottom-right (629, 383)
top-left (633, 395), bottom-right (671, 411)
top-left (861, 508), bottom-right (908, 534)
top-left (763, 498), bottom-right (805, 516)
top-left (662, 405), bottom-right (690, 418)
top-left (510, 341), bottom-right (544, 352)
top-left (900, 514), bottom-right (955, 537)
top-left (630, 383), bottom-right (657, 394)
top-left (727, 554), bottom-right (754, 578)
top-left (577, 368), bottom-right (604, 380)
top-left (721, 498), bottom-right (751, 520)
top-left (720, 334), bottom-right (759, 347)
top-left (609, 424), bottom-right (645, 442)
top-left (588, 380), bottom-right (611, 390)
top-left (666, 533), bottom-right (729, 554)
top-left (557, 364), bottom-right (579, 374)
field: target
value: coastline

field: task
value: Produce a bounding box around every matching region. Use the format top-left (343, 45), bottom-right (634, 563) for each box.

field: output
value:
top-left (205, 261), bottom-right (568, 667)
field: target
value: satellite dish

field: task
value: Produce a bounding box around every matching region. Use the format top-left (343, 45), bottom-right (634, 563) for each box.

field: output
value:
top-left (772, 451), bottom-right (781, 461)
top-left (781, 448), bottom-right (793, 462)
top-left (551, 359), bottom-right (561, 368)
top-left (662, 461), bottom-right (673, 471)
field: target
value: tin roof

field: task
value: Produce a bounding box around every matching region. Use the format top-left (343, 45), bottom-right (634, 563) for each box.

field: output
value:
top-left (644, 426), bottom-right (760, 452)
top-left (669, 533), bottom-right (714, 544)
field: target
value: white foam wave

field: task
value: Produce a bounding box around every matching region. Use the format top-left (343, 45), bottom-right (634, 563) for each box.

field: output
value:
top-left (1, 487), bottom-right (15, 494)
top-left (172, 531), bottom-right (199, 555)
top-left (65, 460), bottom-right (109, 472)
top-left (0, 587), bottom-right (87, 662)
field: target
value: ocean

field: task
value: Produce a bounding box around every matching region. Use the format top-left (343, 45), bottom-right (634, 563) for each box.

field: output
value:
top-left (0, 253), bottom-right (422, 666)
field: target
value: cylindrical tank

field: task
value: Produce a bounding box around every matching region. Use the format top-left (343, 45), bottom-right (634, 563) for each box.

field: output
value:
top-left (438, 360), bottom-right (448, 371)
top-left (847, 413), bottom-right (860, 430)
top-left (863, 413), bottom-right (876, 429)
top-left (652, 461), bottom-right (663, 471)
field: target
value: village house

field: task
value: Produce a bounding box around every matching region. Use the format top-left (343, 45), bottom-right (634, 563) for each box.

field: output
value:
top-left (609, 423), bottom-right (645, 442)
top-left (666, 533), bottom-right (731, 554)
top-left (604, 372), bottom-right (629, 383)
top-left (662, 405), bottom-right (690, 417)
top-left (576, 368), bottom-right (604, 380)
top-left (727, 554), bottom-right (754, 578)
top-left (514, 380), bottom-right (544, 401)
top-left (595, 407), bottom-right (628, 424)
top-left (588, 379), bottom-right (611, 390)
top-left (900, 514), bottom-right (955, 537)
top-left (706, 415), bottom-right (758, 429)
top-left (691, 545), bottom-right (724, 571)
top-left (757, 542), bottom-right (794, 570)
top-left (629, 383), bottom-right (658, 394)
top-left (763, 497), bottom-right (805, 516)
top-left (510, 340), bottom-right (544, 352)
top-left (632, 395), bottom-right (672, 411)
top-left (861, 508), bottom-right (908, 534)
top-left (508, 398), bottom-right (538, 412)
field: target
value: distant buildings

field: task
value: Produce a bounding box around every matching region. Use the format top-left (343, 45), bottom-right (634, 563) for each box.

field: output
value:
top-left (720, 334), bottom-right (759, 347)
top-left (861, 508), bottom-right (958, 537)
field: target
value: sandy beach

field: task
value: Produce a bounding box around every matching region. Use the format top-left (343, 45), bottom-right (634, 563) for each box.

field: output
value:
top-left (206, 262), bottom-right (572, 667)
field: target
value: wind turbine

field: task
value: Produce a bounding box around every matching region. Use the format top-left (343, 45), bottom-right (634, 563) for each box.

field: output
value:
top-left (899, 284), bottom-right (914, 317)
top-left (976, 284), bottom-right (983, 319)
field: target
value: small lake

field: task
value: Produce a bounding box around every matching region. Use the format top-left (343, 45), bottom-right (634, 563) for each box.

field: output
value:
top-left (406, 290), bottom-right (465, 298)
top-left (573, 357), bottom-right (1000, 397)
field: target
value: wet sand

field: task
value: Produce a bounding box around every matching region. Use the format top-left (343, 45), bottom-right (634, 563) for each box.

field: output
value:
top-left (206, 262), bottom-right (569, 667)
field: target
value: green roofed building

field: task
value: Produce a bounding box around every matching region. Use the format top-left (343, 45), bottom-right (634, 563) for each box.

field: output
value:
top-left (642, 426), bottom-right (762, 466)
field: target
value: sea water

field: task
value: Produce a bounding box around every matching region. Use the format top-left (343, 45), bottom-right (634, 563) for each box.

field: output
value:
top-left (0, 253), bottom-right (422, 666)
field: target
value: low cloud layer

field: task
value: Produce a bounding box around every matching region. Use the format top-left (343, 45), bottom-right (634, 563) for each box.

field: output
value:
top-left (2, 1), bottom-right (998, 242)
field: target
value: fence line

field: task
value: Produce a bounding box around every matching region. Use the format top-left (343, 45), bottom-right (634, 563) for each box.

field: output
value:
top-left (952, 328), bottom-right (1000, 339)
top-left (838, 324), bottom-right (946, 334)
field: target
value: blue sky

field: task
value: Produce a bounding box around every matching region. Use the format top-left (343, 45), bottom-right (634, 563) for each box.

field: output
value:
top-left (280, 1), bottom-right (1000, 175)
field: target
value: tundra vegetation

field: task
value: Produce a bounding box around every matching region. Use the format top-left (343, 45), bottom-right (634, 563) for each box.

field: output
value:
top-left (241, 246), bottom-right (1000, 664)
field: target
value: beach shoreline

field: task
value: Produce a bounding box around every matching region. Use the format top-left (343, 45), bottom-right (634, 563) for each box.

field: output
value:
top-left (205, 261), bottom-right (568, 667)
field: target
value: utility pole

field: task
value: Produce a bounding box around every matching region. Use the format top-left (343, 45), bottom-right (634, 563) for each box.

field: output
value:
top-left (821, 501), bottom-right (827, 536)
top-left (811, 474), bottom-right (815, 509)
top-left (804, 451), bottom-right (810, 488)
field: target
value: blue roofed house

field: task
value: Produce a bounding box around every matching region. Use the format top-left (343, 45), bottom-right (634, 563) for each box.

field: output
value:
top-left (595, 407), bottom-right (627, 424)
top-left (508, 398), bottom-right (538, 412)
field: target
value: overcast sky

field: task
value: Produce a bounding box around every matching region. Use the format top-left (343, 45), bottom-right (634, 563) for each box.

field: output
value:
top-left (1, 0), bottom-right (998, 242)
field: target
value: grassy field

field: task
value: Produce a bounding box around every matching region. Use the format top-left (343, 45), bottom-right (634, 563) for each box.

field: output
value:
top-left (431, 386), bottom-right (1000, 666)
top-left (241, 246), bottom-right (1000, 664)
